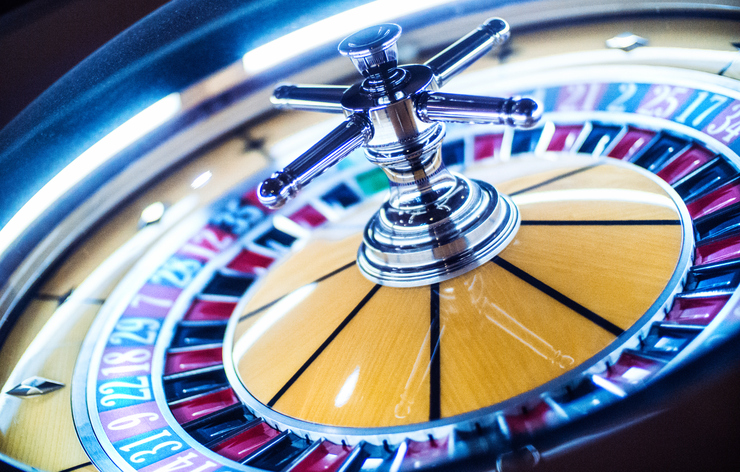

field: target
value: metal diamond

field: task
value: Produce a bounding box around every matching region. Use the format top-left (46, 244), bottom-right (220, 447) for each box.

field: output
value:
top-left (606, 32), bottom-right (648, 51)
top-left (6, 376), bottom-right (65, 397)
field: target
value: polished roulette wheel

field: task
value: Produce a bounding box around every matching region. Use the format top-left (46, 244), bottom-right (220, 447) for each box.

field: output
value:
top-left (2, 1), bottom-right (740, 471)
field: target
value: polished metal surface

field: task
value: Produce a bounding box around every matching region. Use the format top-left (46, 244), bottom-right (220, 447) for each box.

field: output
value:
top-left (338, 23), bottom-right (403, 77)
top-left (357, 121), bottom-right (521, 287)
top-left (417, 92), bottom-right (541, 127)
top-left (258, 18), bottom-right (540, 286)
top-left (424, 17), bottom-right (509, 88)
top-left (358, 178), bottom-right (522, 286)
top-left (258, 114), bottom-right (372, 208)
top-left (271, 85), bottom-right (348, 113)
top-left (6, 377), bottom-right (65, 397)
top-left (605, 32), bottom-right (649, 51)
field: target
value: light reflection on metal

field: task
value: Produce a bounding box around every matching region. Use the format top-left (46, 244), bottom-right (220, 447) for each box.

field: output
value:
top-left (190, 170), bottom-right (213, 189)
top-left (259, 19), bottom-right (538, 287)
top-left (389, 441), bottom-right (408, 472)
top-left (0, 93), bottom-right (181, 260)
top-left (140, 202), bottom-right (167, 226)
top-left (272, 213), bottom-right (311, 241)
top-left (605, 32), bottom-right (648, 52)
top-left (622, 366), bottom-right (651, 382)
top-left (592, 134), bottom-right (611, 156)
top-left (534, 121), bottom-right (556, 155)
top-left (6, 377), bottom-right (64, 397)
top-left (591, 374), bottom-right (627, 398)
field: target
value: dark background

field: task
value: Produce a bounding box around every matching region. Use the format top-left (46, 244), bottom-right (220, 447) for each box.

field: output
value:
top-left (0, 0), bottom-right (170, 130)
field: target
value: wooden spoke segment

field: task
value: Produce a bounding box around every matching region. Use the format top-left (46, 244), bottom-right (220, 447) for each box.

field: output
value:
top-left (492, 160), bottom-right (683, 222)
top-left (239, 233), bottom-right (363, 315)
top-left (230, 159), bottom-right (687, 429)
top-left (501, 224), bottom-right (682, 330)
top-left (234, 265), bottom-right (376, 407)
top-left (438, 261), bottom-right (616, 417)
top-left (514, 164), bottom-right (677, 197)
top-left (269, 283), bottom-right (431, 428)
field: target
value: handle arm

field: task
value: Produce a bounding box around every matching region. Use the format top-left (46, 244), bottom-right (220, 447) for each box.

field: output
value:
top-left (271, 84), bottom-right (350, 113)
top-left (424, 18), bottom-right (510, 87)
top-left (258, 114), bottom-right (373, 208)
top-left (416, 92), bottom-right (541, 128)
top-left (424, 18), bottom-right (510, 88)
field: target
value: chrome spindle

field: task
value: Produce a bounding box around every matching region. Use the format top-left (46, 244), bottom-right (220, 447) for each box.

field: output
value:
top-left (258, 18), bottom-right (541, 286)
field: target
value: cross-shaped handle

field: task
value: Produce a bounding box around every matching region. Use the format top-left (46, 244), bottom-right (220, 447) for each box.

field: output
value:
top-left (259, 18), bottom-right (540, 209)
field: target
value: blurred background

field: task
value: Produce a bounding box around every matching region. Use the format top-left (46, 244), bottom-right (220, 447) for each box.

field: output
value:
top-left (0, 0), bottom-right (169, 130)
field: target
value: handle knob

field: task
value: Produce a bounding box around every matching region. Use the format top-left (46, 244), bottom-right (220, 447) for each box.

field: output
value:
top-left (338, 23), bottom-right (402, 77)
top-left (257, 114), bottom-right (372, 208)
top-left (424, 17), bottom-right (510, 88)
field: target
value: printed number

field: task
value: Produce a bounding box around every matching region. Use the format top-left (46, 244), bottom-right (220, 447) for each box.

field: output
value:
top-left (130, 293), bottom-right (174, 310)
top-left (605, 83), bottom-right (638, 112)
top-left (706, 103), bottom-right (740, 143)
top-left (180, 227), bottom-right (235, 260)
top-left (636, 85), bottom-right (689, 118)
top-left (151, 452), bottom-right (218, 472)
top-left (109, 318), bottom-right (160, 345)
top-left (99, 376), bottom-right (151, 407)
top-left (150, 257), bottom-right (202, 288)
top-left (209, 198), bottom-right (264, 235)
top-left (675, 92), bottom-right (729, 127)
top-left (106, 412), bottom-right (160, 431)
top-left (119, 430), bottom-right (183, 463)
top-left (100, 348), bottom-right (151, 377)
top-left (558, 84), bottom-right (602, 111)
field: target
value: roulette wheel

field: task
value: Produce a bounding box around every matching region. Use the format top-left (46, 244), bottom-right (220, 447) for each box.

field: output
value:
top-left (2, 0), bottom-right (740, 470)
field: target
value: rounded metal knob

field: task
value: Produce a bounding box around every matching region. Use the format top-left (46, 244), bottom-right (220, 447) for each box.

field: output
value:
top-left (507, 97), bottom-right (542, 128)
top-left (338, 23), bottom-right (402, 77)
top-left (258, 171), bottom-right (295, 209)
